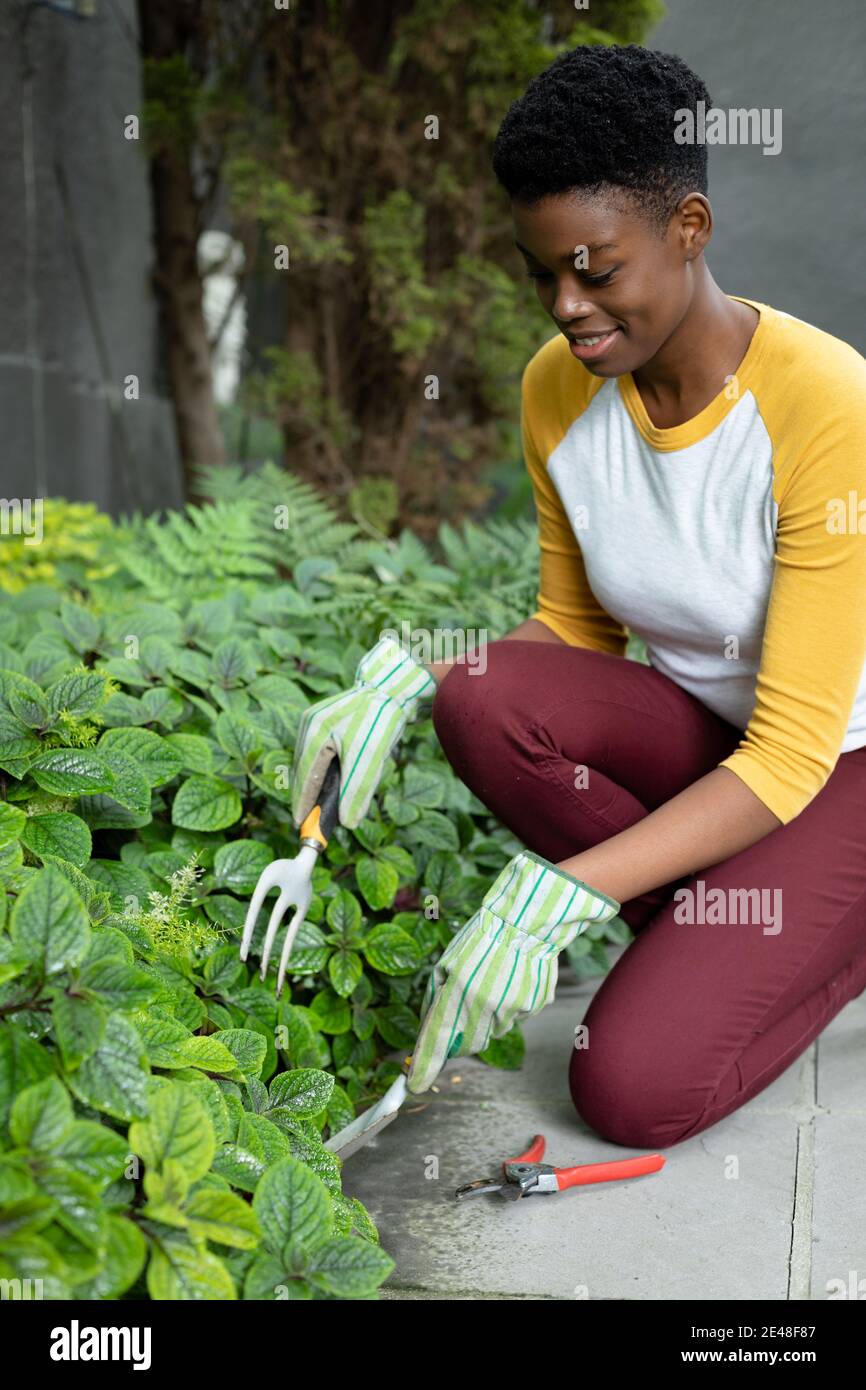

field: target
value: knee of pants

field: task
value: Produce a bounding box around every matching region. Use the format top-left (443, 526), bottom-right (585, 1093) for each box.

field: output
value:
top-left (431, 656), bottom-right (500, 764)
top-left (568, 1029), bottom-right (706, 1150)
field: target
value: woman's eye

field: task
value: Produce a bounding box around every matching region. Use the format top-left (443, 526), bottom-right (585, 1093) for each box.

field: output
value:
top-left (582, 270), bottom-right (616, 286)
top-left (525, 268), bottom-right (553, 281)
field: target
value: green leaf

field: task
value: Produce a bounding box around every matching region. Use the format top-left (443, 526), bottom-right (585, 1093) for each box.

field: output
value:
top-left (271, 920), bottom-right (330, 976)
top-left (268, 1068), bottom-right (335, 1118)
top-left (174, 1035), bottom-right (241, 1074)
top-left (10, 1077), bottom-right (74, 1150)
top-left (0, 839), bottom-right (24, 881)
top-left (38, 1162), bottom-right (105, 1250)
top-left (10, 864), bottom-right (91, 974)
top-left (355, 856), bottom-right (399, 910)
top-left (67, 1013), bottom-right (150, 1122)
top-left (211, 638), bottom-right (256, 689)
top-left (53, 1119), bottom-right (129, 1188)
top-left (40, 855), bottom-right (111, 921)
top-left (328, 949), bottom-right (363, 998)
top-left (202, 945), bottom-right (245, 994)
top-left (84, 925), bottom-right (135, 965)
top-left (252, 1156), bottom-right (333, 1255)
top-left (404, 809), bottom-right (460, 851)
top-left (374, 1003), bottom-right (419, 1050)
top-left (363, 924), bottom-right (424, 976)
top-left (129, 1085), bottom-right (215, 1182)
top-left (403, 762), bottom-right (447, 808)
top-left (325, 889), bottom-right (362, 938)
top-left (164, 732), bottom-right (214, 774)
top-left (0, 803), bottom-right (26, 848)
top-left (60, 599), bottom-right (101, 653)
top-left (422, 850), bottom-right (463, 901)
top-left (325, 1084), bottom-right (355, 1136)
top-left (52, 992), bottom-right (107, 1069)
top-left (213, 1029), bottom-right (267, 1078)
top-left (243, 1253), bottom-right (313, 1300)
top-left (382, 789), bottom-right (419, 826)
top-left (307, 1235), bottom-right (394, 1298)
top-left (377, 843), bottom-right (416, 881)
top-left (186, 1187), bottom-right (261, 1249)
top-left (147, 1235), bottom-right (236, 1300)
top-left (215, 711), bottom-right (261, 764)
top-left (0, 711), bottom-right (41, 764)
top-left (213, 839), bottom-right (272, 892)
top-left (46, 670), bottom-right (108, 719)
top-left (140, 686), bottom-right (185, 727)
top-left (172, 775), bottom-right (243, 831)
top-left (238, 1111), bottom-right (291, 1165)
top-left (79, 958), bottom-right (159, 1012)
top-left (309, 988), bottom-right (352, 1034)
top-left (21, 812), bottom-right (92, 868)
top-left (95, 750), bottom-right (152, 815)
top-left (211, 1144), bottom-right (267, 1192)
top-left (183, 1078), bottom-right (231, 1145)
top-left (0, 1026), bottom-right (54, 1128)
top-left (30, 748), bottom-right (115, 797)
top-left (99, 690), bottom-right (149, 726)
top-left (99, 727), bottom-right (183, 787)
top-left (85, 859), bottom-right (152, 909)
top-left (8, 678), bottom-right (51, 729)
top-left (478, 1024), bottom-right (525, 1071)
top-left (87, 1215), bottom-right (147, 1298)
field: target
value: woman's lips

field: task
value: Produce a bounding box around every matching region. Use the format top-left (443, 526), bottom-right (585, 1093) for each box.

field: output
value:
top-left (568, 328), bottom-right (621, 362)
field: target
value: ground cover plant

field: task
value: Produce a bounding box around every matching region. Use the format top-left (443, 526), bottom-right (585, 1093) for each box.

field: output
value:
top-left (0, 465), bottom-right (634, 1299)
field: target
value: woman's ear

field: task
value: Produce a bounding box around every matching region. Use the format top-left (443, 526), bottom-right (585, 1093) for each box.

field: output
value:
top-left (674, 192), bottom-right (713, 260)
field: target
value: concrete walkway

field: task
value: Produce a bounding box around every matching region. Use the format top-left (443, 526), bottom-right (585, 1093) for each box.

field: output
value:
top-left (343, 960), bottom-right (866, 1301)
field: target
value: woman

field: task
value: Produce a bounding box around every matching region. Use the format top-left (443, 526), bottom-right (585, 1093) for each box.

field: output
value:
top-left (292, 45), bottom-right (866, 1149)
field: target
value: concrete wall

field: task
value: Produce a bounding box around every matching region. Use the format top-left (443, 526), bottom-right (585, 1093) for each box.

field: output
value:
top-left (648, 0), bottom-right (866, 354)
top-left (0, 0), bottom-right (183, 514)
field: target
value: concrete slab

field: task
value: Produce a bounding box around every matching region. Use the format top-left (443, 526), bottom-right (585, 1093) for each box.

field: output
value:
top-left (816, 993), bottom-right (866, 1114)
top-left (343, 988), bottom-right (802, 1301)
top-left (810, 1115), bottom-right (866, 1301)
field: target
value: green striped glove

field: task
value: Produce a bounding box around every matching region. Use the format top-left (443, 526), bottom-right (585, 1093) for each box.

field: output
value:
top-left (407, 850), bottom-right (621, 1094)
top-left (291, 636), bottom-right (435, 829)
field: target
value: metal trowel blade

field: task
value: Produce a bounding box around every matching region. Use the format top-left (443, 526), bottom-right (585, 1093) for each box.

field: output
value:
top-left (324, 1074), bottom-right (408, 1159)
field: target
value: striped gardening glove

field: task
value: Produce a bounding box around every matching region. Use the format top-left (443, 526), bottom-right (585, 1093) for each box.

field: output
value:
top-left (291, 635), bottom-right (435, 830)
top-left (407, 850), bottom-right (621, 1094)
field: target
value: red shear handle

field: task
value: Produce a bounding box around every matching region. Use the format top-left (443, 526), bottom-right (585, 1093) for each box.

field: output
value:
top-left (505, 1134), bottom-right (547, 1165)
top-left (555, 1153), bottom-right (666, 1189)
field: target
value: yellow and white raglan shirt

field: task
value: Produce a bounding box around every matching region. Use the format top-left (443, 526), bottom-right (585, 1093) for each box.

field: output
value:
top-left (521, 297), bottom-right (866, 824)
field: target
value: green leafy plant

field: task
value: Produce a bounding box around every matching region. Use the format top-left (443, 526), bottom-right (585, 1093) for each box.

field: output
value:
top-left (0, 463), bottom-right (636, 1297)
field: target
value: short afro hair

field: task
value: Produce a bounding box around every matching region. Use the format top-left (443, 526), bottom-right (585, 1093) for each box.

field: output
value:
top-left (491, 44), bottom-right (711, 225)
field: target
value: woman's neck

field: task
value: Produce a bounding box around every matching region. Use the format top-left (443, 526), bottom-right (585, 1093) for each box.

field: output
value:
top-left (631, 272), bottom-right (760, 429)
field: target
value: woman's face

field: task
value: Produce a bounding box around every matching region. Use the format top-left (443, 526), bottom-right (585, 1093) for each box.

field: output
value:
top-left (512, 190), bottom-right (708, 377)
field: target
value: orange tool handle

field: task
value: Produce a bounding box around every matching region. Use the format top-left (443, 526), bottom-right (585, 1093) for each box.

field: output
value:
top-left (506, 1134), bottom-right (547, 1165)
top-left (299, 758), bottom-right (341, 848)
top-left (555, 1153), bottom-right (666, 1189)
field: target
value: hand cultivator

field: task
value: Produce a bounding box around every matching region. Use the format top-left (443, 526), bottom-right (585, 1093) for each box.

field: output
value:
top-left (239, 756), bottom-right (341, 998)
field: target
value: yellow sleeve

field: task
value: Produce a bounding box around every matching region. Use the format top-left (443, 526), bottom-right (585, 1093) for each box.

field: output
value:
top-left (521, 349), bottom-right (627, 655)
top-left (718, 339), bottom-right (866, 823)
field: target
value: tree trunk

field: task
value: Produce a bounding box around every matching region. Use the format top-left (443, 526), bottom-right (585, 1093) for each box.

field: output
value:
top-left (138, 0), bottom-right (225, 500)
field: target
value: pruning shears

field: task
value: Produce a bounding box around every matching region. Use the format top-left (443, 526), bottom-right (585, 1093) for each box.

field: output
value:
top-left (455, 1134), bottom-right (666, 1200)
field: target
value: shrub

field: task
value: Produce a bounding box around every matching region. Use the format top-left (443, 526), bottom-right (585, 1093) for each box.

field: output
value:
top-left (0, 465), bottom-right (634, 1298)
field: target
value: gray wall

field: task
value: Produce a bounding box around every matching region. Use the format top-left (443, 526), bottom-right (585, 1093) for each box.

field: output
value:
top-left (0, 0), bottom-right (182, 514)
top-left (648, 0), bottom-right (866, 355)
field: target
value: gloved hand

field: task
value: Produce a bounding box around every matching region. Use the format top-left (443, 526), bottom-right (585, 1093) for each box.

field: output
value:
top-left (407, 850), bottom-right (621, 1094)
top-left (291, 635), bottom-right (435, 830)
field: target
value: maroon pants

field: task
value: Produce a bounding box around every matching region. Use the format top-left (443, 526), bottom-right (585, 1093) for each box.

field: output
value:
top-left (432, 641), bottom-right (866, 1148)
